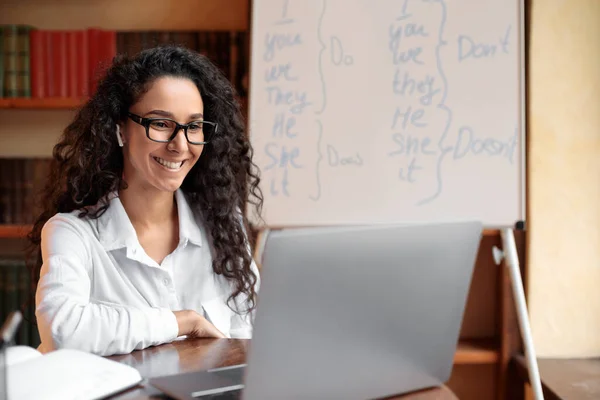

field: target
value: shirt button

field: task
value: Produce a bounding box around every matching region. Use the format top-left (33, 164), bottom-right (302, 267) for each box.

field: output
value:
top-left (163, 278), bottom-right (170, 286)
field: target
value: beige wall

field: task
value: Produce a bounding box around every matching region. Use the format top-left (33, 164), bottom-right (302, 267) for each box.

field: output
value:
top-left (528, 0), bottom-right (600, 357)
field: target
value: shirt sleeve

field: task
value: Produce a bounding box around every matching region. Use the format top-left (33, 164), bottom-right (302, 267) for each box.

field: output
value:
top-left (228, 257), bottom-right (261, 339)
top-left (35, 216), bottom-right (179, 356)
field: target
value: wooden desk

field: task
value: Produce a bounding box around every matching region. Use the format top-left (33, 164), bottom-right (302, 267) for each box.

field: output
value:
top-left (512, 354), bottom-right (600, 400)
top-left (106, 338), bottom-right (458, 399)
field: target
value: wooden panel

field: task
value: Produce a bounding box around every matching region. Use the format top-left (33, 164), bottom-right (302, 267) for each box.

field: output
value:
top-left (460, 234), bottom-right (501, 338)
top-left (447, 364), bottom-right (497, 400)
top-left (0, 225), bottom-right (32, 239)
top-left (0, 0), bottom-right (249, 30)
top-left (0, 110), bottom-right (75, 157)
top-left (0, 238), bottom-right (29, 258)
top-left (455, 339), bottom-right (499, 365)
top-left (512, 355), bottom-right (600, 400)
top-left (0, 98), bottom-right (83, 109)
top-left (0, 97), bottom-right (247, 111)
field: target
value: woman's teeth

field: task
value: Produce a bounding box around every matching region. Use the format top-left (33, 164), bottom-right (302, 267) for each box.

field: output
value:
top-left (153, 157), bottom-right (183, 170)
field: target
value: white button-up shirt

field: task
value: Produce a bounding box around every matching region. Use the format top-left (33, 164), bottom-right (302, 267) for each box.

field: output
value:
top-left (35, 189), bottom-right (259, 356)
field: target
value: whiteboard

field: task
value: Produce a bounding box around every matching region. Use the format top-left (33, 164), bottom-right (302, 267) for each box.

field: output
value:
top-left (248, 0), bottom-right (525, 228)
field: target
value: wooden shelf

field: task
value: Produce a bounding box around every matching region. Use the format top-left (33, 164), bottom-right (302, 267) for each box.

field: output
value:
top-left (454, 339), bottom-right (499, 364)
top-left (0, 97), bottom-right (84, 109)
top-left (0, 96), bottom-right (248, 111)
top-left (0, 224), bottom-right (33, 238)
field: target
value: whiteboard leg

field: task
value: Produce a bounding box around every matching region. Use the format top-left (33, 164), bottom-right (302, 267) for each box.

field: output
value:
top-left (501, 228), bottom-right (544, 400)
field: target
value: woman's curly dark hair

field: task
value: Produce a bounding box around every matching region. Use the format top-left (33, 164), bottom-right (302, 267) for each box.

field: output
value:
top-left (27, 45), bottom-right (263, 314)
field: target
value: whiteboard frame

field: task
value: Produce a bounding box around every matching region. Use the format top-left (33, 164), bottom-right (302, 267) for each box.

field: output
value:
top-left (518, 0), bottom-right (527, 229)
top-left (245, 0), bottom-right (528, 230)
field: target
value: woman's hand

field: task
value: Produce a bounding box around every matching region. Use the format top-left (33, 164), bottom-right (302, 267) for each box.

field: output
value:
top-left (173, 310), bottom-right (226, 338)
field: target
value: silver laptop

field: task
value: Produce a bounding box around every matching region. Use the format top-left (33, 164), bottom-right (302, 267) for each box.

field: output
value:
top-left (150, 220), bottom-right (482, 400)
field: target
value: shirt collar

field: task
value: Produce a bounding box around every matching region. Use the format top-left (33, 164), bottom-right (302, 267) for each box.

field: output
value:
top-left (175, 189), bottom-right (204, 247)
top-left (98, 189), bottom-right (203, 251)
top-left (97, 192), bottom-right (137, 251)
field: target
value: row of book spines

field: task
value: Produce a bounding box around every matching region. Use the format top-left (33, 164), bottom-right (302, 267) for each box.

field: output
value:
top-left (1, 25), bottom-right (249, 100)
top-left (1, 26), bottom-right (116, 99)
top-left (0, 258), bottom-right (40, 348)
top-left (0, 158), bottom-right (52, 225)
top-left (116, 30), bottom-right (249, 95)
top-left (32, 28), bottom-right (115, 98)
top-left (0, 25), bottom-right (29, 98)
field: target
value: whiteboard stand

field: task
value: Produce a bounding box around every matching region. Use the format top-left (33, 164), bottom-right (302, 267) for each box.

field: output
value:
top-left (493, 228), bottom-right (544, 400)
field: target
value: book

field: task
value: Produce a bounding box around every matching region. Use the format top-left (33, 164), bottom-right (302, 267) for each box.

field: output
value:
top-left (5, 345), bottom-right (143, 400)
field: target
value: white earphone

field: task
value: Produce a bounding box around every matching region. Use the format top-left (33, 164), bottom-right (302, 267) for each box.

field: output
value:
top-left (116, 125), bottom-right (124, 147)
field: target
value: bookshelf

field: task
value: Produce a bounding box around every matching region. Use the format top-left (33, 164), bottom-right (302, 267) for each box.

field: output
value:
top-left (0, 96), bottom-right (248, 112)
top-left (0, 98), bottom-right (83, 109)
top-left (0, 225), bottom-right (32, 239)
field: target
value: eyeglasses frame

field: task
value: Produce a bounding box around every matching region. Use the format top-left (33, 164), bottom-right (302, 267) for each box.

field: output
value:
top-left (127, 112), bottom-right (217, 145)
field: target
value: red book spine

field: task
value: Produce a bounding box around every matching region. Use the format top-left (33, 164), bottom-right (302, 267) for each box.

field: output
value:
top-left (76, 30), bottom-right (89, 98)
top-left (87, 28), bottom-right (101, 95)
top-left (29, 29), bottom-right (46, 98)
top-left (44, 32), bottom-right (54, 97)
top-left (66, 31), bottom-right (78, 97)
top-left (87, 29), bottom-right (117, 95)
top-left (51, 31), bottom-right (68, 97)
top-left (100, 30), bottom-right (117, 67)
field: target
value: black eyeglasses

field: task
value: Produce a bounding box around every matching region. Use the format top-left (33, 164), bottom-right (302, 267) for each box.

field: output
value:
top-left (127, 112), bottom-right (218, 145)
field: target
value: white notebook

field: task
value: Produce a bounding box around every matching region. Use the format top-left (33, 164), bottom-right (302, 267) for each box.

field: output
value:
top-left (5, 345), bottom-right (143, 400)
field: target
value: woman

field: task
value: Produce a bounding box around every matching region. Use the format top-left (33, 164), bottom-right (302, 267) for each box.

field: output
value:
top-left (27, 45), bottom-right (263, 356)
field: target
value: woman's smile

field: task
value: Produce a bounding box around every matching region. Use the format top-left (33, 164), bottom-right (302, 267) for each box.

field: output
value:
top-left (152, 155), bottom-right (186, 171)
